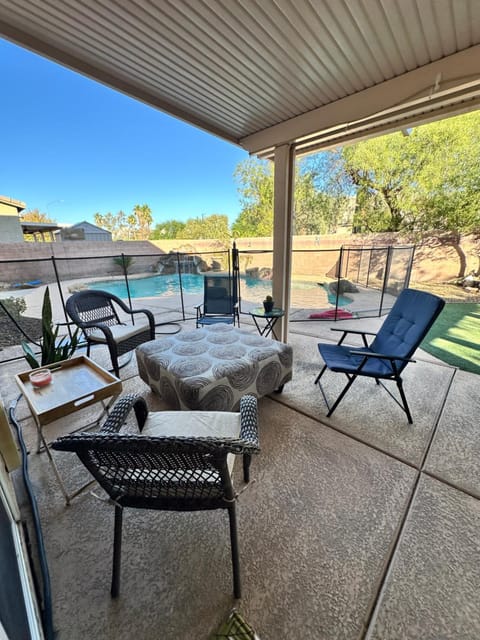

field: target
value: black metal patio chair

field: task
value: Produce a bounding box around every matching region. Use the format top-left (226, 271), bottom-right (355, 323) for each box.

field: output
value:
top-left (195, 274), bottom-right (240, 327)
top-left (315, 288), bottom-right (445, 423)
top-left (52, 393), bottom-right (259, 598)
top-left (66, 289), bottom-right (155, 377)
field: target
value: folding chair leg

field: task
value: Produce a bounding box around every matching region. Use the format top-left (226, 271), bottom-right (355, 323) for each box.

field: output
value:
top-left (111, 505), bottom-right (123, 597)
top-left (396, 379), bottom-right (413, 424)
top-left (228, 504), bottom-right (241, 599)
top-left (326, 374), bottom-right (357, 417)
top-left (314, 364), bottom-right (327, 385)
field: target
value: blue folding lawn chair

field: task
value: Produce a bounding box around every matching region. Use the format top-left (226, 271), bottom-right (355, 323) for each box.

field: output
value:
top-left (315, 288), bottom-right (445, 423)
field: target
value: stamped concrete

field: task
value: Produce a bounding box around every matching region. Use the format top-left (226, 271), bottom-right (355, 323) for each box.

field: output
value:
top-left (277, 332), bottom-right (455, 466)
top-left (424, 369), bottom-right (480, 497)
top-left (4, 316), bottom-right (480, 639)
top-left (368, 476), bottom-right (480, 640)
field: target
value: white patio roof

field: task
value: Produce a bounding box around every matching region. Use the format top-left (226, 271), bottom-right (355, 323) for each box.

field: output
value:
top-left (1, 0), bottom-right (479, 157)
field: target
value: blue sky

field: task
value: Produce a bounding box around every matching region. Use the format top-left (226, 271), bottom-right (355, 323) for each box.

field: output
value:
top-left (0, 38), bottom-right (249, 227)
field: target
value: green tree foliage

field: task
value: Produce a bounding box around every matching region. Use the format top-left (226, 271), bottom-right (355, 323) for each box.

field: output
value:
top-left (340, 112), bottom-right (480, 235)
top-left (20, 208), bottom-right (56, 223)
top-left (94, 204), bottom-right (153, 240)
top-left (232, 158), bottom-right (274, 237)
top-left (150, 219), bottom-right (186, 239)
top-left (231, 155), bottom-right (347, 237)
top-left (94, 210), bottom-right (129, 240)
top-left (130, 203), bottom-right (153, 240)
top-left (177, 214), bottom-right (231, 241)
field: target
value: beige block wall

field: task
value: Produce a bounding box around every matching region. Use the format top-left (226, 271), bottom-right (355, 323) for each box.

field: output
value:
top-left (0, 232), bottom-right (478, 287)
top-left (0, 241), bottom-right (164, 285)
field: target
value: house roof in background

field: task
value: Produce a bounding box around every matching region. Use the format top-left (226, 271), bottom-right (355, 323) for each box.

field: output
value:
top-left (0, 1), bottom-right (479, 156)
top-left (20, 221), bottom-right (62, 234)
top-left (0, 195), bottom-right (26, 211)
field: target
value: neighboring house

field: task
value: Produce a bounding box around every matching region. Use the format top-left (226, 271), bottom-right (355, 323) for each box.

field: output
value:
top-left (55, 221), bottom-right (112, 241)
top-left (0, 195), bottom-right (26, 242)
top-left (0, 195), bottom-right (62, 242)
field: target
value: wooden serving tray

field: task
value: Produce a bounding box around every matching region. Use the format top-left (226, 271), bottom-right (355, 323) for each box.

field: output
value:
top-left (15, 356), bottom-right (122, 426)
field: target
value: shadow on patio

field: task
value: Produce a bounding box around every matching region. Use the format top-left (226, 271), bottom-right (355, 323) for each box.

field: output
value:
top-left (2, 314), bottom-right (480, 640)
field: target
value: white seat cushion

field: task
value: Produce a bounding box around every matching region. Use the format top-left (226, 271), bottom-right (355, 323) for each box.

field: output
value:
top-left (142, 411), bottom-right (241, 475)
top-left (89, 322), bottom-right (150, 344)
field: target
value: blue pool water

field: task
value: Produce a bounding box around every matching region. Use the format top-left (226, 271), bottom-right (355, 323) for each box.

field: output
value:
top-left (89, 273), bottom-right (273, 299)
top-left (88, 273), bottom-right (352, 307)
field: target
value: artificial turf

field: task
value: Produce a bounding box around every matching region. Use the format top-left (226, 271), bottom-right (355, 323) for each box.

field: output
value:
top-left (421, 302), bottom-right (480, 375)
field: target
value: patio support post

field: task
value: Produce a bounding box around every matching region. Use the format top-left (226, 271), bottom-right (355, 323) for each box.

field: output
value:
top-left (272, 143), bottom-right (295, 343)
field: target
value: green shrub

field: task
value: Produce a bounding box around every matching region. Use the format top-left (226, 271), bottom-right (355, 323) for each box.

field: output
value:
top-left (1, 296), bottom-right (26, 318)
top-left (113, 255), bottom-right (135, 273)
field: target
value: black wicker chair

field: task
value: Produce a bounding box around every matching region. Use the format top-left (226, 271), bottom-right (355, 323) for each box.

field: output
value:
top-left (66, 289), bottom-right (155, 377)
top-left (52, 393), bottom-right (259, 598)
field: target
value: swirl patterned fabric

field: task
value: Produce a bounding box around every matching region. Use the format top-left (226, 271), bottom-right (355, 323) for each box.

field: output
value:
top-left (136, 324), bottom-right (293, 411)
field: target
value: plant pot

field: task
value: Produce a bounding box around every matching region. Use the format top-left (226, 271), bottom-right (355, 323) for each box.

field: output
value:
top-left (263, 300), bottom-right (274, 313)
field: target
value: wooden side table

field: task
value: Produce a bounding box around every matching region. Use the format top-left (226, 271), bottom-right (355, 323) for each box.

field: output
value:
top-left (249, 307), bottom-right (285, 340)
top-left (15, 356), bottom-right (122, 504)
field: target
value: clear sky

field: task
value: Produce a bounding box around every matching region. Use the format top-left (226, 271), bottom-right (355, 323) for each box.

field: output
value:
top-left (0, 38), bottom-right (249, 227)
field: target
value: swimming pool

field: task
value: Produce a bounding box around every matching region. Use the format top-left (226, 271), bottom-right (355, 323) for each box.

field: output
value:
top-left (89, 273), bottom-right (273, 299)
top-left (88, 273), bottom-right (352, 307)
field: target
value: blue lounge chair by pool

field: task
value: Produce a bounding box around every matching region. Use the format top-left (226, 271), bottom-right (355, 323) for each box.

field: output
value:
top-left (12, 280), bottom-right (43, 289)
top-left (195, 274), bottom-right (240, 327)
top-left (314, 288), bottom-right (445, 423)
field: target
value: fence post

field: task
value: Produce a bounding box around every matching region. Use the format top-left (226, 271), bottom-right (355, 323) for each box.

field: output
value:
top-left (176, 253), bottom-right (186, 320)
top-left (379, 246), bottom-right (393, 316)
top-left (51, 255), bottom-right (72, 334)
top-left (405, 245), bottom-right (416, 288)
top-left (121, 253), bottom-right (134, 323)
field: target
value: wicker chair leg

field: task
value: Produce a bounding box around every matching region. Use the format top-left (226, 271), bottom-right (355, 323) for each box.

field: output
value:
top-left (243, 454), bottom-right (251, 483)
top-left (111, 505), bottom-right (123, 598)
top-left (228, 504), bottom-right (241, 599)
top-left (108, 346), bottom-right (120, 379)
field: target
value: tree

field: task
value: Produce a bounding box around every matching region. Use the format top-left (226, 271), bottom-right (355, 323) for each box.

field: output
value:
top-left (93, 204), bottom-right (153, 240)
top-left (131, 203), bottom-right (153, 240)
top-left (93, 210), bottom-right (129, 240)
top-left (21, 208), bottom-right (56, 223)
top-left (231, 155), bottom-right (347, 237)
top-left (339, 111), bottom-right (480, 237)
top-left (177, 214), bottom-right (230, 241)
top-left (232, 158), bottom-right (274, 237)
top-left (337, 111), bottom-right (480, 276)
top-left (150, 220), bottom-right (186, 240)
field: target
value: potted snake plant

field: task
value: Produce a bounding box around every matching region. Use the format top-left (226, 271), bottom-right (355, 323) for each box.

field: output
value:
top-left (22, 287), bottom-right (79, 368)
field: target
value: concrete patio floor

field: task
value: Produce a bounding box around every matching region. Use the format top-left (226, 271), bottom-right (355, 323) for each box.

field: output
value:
top-left (2, 311), bottom-right (480, 639)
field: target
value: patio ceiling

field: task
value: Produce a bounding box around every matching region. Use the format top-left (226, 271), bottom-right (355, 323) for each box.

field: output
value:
top-left (1, 0), bottom-right (480, 158)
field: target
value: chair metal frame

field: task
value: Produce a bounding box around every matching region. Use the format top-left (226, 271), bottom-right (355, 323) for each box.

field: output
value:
top-left (315, 288), bottom-right (445, 423)
top-left (52, 394), bottom-right (259, 598)
top-left (195, 274), bottom-right (240, 327)
top-left (66, 289), bottom-right (155, 377)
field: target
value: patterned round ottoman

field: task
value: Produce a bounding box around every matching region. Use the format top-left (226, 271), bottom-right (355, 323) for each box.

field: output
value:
top-left (136, 324), bottom-right (293, 411)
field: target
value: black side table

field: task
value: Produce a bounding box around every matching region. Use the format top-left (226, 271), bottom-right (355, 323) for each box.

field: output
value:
top-left (249, 307), bottom-right (285, 339)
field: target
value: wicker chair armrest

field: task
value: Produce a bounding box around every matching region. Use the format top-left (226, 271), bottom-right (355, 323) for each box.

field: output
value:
top-left (239, 395), bottom-right (259, 448)
top-left (98, 394), bottom-right (148, 434)
top-left (107, 294), bottom-right (154, 329)
top-left (51, 432), bottom-right (258, 456)
top-left (128, 307), bottom-right (155, 330)
top-left (83, 323), bottom-right (115, 341)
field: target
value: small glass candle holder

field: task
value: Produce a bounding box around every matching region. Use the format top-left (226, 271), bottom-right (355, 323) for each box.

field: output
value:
top-left (29, 369), bottom-right (53, 388)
